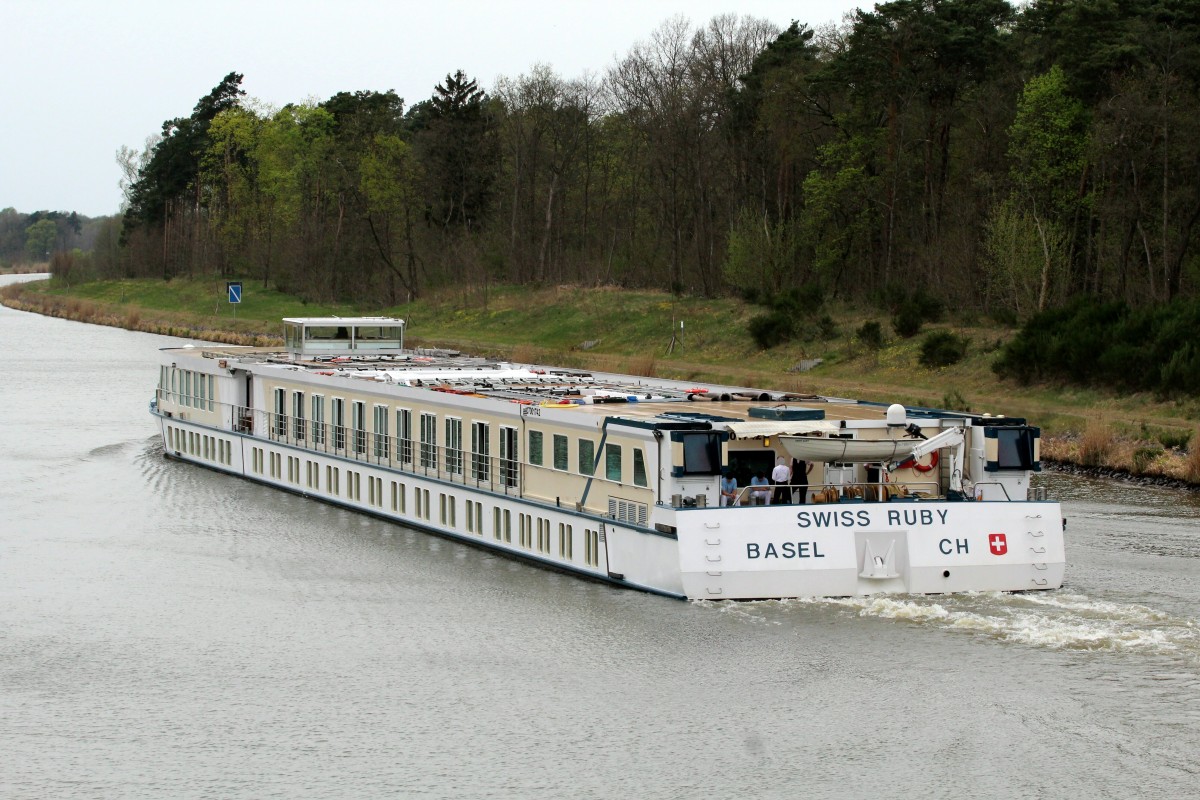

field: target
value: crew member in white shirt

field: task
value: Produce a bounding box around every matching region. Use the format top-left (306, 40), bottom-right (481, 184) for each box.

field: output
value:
top-left (770, 458), bottom-right (792, 505)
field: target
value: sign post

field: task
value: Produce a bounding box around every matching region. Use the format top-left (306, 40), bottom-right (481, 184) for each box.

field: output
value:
top-left (226, 281), bottom-right (242, 318)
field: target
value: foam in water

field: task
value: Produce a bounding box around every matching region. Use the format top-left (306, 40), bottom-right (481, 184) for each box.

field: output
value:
top-left (820, 592), bottom-right (1200, 659)
top-left (696, 593), bottom-right (1200, 662)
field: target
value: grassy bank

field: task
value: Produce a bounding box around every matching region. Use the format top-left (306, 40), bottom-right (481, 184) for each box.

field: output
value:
top-left (4, 275), bottom-right (1198, 484)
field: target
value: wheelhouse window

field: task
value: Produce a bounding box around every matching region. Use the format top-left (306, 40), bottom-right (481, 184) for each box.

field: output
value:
top-left (633, 449), bottom-right (648, 487)
top-left (605, 444), bottom-right (622, 482)
top-left (553, 434), bottom-right (568, 471)
top-left (993, 427), bottom-right (1038, 471)
top-left (528, 430), bottom-right (544, 467)
top-left (578, 439), bottom-right (595, 476)
top-left (681, 433), bottom-right (721, 475)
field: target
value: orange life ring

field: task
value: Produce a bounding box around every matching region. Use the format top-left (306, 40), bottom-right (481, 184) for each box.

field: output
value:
top-left (908, 451), bottom-right (939, 473)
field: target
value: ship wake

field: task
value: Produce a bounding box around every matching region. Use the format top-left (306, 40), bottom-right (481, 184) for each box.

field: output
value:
top-left (698, 592), bottom-right (1200, 663)
top-left (818, 592), bottom-right (1200, 660)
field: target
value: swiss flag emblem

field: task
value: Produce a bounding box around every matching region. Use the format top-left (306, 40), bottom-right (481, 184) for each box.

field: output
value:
top-left (989, 533), bottom-right (1008, 556)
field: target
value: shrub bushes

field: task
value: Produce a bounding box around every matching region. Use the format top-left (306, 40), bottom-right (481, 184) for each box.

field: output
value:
top-left (919, 330), bottom-right (968, 368)
top-left (856, 320), bottom-right (884, 349)
top-left (748, 311), bottom-right (794, 349)
top-left (745, 283), bottom-right (827, 349)
top-left (890, 289), bottom-right (944, 338)
top-left (893, 303), bottom-right (924, 337)
top-left (993, 296), bottom-right (1200, 396)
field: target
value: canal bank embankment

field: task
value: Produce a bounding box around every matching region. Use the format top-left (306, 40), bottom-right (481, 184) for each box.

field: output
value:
top-left (4, 274), bottom-right (1199, 486)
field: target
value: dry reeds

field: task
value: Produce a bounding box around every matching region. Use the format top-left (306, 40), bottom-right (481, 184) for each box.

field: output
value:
top-left (1187, 436), bottom-right (1200, 483)
top-left (624, 353), bottom-right (657, 377)
top-left (509, 343), bottom-right (542, 365)
top-left (1078, 422), bottom-right (1115, 467)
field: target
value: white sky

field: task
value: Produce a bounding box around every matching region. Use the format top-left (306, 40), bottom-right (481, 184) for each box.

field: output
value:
top-left (1, 0), bottom-right (865, 218)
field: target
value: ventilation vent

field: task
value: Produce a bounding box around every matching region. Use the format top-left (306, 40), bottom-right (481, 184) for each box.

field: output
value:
top-left (608, 497), bottom-right (648, 527)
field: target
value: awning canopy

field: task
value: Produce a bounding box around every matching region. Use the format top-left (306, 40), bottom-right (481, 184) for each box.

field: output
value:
top-left (724, 420), bottom-right (841, 440)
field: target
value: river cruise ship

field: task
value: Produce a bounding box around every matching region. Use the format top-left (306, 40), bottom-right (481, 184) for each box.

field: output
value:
top-left (151, 317), bottom-right (1065, 599)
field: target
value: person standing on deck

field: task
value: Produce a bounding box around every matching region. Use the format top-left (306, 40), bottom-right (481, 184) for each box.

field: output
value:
top-left (791, 458), bottom-right (813, 504)
top-left (771, 458), bottom-right (792, 505)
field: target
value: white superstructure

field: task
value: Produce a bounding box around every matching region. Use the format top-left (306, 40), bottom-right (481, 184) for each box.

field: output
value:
top-left (150, 317), bottom-right (1066, 599)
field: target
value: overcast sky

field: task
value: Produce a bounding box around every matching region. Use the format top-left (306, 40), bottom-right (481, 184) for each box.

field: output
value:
top-left (2, 1), bottom-right (865, 218)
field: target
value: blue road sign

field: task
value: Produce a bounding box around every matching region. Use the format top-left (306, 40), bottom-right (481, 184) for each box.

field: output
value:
top-left (227, 282), bottom-right (243, 304)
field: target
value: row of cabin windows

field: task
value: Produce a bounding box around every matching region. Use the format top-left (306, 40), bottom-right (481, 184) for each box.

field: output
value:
top-left (271, 388), bottom-right (645, 486)
top-left (527, 430), bottom-right (647, 487)
top-left (161, 366), bottom-right (215, 411)
top-left (167, 426), bottom-right (231, 465)
top-left (245, 437), bottom-right (604, 568)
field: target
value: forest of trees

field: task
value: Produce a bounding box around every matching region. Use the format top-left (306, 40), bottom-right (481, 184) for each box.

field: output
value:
top-left (0, 208), bottom-right (108, 267)
top-left (86, 0), bottom-right (1200, 320)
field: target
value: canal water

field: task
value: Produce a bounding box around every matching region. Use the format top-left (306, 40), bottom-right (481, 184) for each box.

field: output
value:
top-left (2, 276), bottom-right (1198, 799)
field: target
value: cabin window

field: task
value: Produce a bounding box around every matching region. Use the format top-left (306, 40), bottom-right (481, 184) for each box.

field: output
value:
top-left (273, 388), bottom-right (287, 437)
top-left (519, 513), bottom-right (531, 548)
top-left (311, 395), bottom-right (325, 445)
top-left (528, 430), bottom-right (544, 466)
top-left (471, 422), bottom-right (491, 481)
top-left (397, 409), bottom-right (413, 465)
top-left (584, 529), bottom-right (600, 567)
top-left (500, 426), bottom-right (519, 488)
top-left (170, 368), bottom-right (177, 400)
top-left (373, 404), bottom-right (390, 459)
top-left (207, 375), bottom-right (215, 411)
top-left (558, 523), bottom-right (573, 560)
top-left (606, 444), bottom-right (623, 482)
top-left (633, 449), bottom-right (648, 487)
top-left (551, 434), bottom-right (568, 471)
top-left (419, 412), bottom-right (438, 469)
top-left (446, 417), bottom-right (463, 475)
top-left (352, 401), bottom-right (366, 455)
top-left (578, 439), bottom-right (595, 476)
top-left (292, 391), bottom-right (306, 440)
top-left (197, 373), bottom-right (206, 409)
top-left (332, 398), bottom-right (346, 450)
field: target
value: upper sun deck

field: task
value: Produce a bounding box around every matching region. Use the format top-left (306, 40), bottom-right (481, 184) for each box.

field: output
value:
top-left (160, 315), bottom-right (1026, 438)
top-left (166, 335), bottom-right (994, 438)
